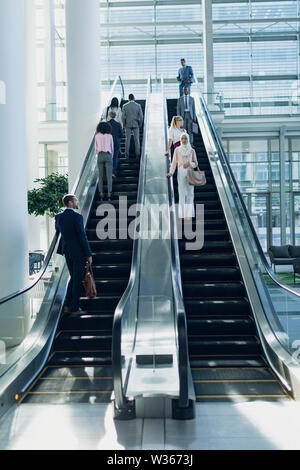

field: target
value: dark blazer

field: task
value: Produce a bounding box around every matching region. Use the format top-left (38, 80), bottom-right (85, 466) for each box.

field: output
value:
top-left (177, 95), bottom-right (196, 121)
top-left (55, 209), bottom-right (92, 259)
top-left (109, 119), bottom-right (123, 149)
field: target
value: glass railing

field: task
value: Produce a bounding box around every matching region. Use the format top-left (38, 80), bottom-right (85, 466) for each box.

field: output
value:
top-left (0, 76), bottom-right (125, 389)
top-left (202, 91), bottom-right (300, 116)
top-left (161, 77), bottom-right (192, 413)
top-left (223, 95), bottom-right (300, 116)
top-left (194, 88), bottom-right (300, 394)
top-left (112, 76), bottom-right (151, 419)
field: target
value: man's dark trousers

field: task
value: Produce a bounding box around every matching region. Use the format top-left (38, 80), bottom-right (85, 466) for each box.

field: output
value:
top-left (64, 252), bottom-right (86, 312)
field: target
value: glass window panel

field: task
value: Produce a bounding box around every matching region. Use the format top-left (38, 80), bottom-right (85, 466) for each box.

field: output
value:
top-left (252, 41), bottom-right (298, 76)
top-left (36, 47), bottom-right (45, 82)
top-left (214, 42), bottom-right (250, 77)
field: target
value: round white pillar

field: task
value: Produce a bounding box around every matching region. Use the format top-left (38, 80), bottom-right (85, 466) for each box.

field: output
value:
top-left (25, 0), bottom-right (41, 252)
top-left (65, 0), bottom-right (101, 189)
top-left (0, 0), bottom-right (30, 347)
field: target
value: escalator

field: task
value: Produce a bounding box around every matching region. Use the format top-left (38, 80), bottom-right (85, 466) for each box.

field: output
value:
top-left (21, 101), bottom-right (146, 404)
top-left (167, 98), bottom-right (290, 402)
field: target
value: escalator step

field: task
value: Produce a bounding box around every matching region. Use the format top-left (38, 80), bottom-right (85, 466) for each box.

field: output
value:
top-left (88, 265), bottom-right (131, 279)
top-left (181, 267), bottom-right (241, 282)
top-left (189, 355), bottom-right (266, 368)
top-left (188, 335), bottom-right (260, 355)
top-left (48, 352), bottom-right (112, 367)
top-left (93, 279), bottom-right (129, 295)
top-left (191, 367), bottom-right (275, 381)
top-left (187, 317), bottom-right (256, 335)
top-left (80, 295), bottom-right (120, 311)
top-left (183, 281), bottom-right (245, 298)
top-left (60, 314), bottom-right (114, 331)
top-left (180, 252), bottom-right (237, 266)
top-left (184, 298), bottom-right (251, 315)
top-left (91, 251), bottom-right (133, 264)
top-left (180, 241), bottom-right (233, 253)
top-left (193, 381), bottom-right (287, 400)
top-left (54, 331), bottom-right (112, 351)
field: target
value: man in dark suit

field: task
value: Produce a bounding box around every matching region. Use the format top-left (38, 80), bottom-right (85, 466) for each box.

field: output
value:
top-left (108, 110), bottom-right (123, 177)
top-left (177, 86), bottom-right (196, 145)
top-left (55, 194), bottom-right (93, 314)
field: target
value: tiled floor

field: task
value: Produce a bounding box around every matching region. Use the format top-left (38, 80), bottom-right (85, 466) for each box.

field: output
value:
top-left (1, 400), bottom-right (300, 450)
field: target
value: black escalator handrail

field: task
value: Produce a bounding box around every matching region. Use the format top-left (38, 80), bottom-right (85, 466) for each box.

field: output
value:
top-left (0, 136), bottom-right (94, 307)
top-left (198, 93), bottom-right (300, 300)
top-left (112, 76), bottom-right (152, 415)
top-left (0, 75), bottom-right (125, 307)
top-left (162, 77), bottom-right (189, 409)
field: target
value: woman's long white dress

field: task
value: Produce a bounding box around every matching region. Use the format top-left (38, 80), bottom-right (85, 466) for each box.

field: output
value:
top-left (169, 147), bottom-right (198, 219)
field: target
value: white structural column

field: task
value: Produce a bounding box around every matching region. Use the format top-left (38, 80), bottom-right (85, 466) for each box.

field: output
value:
top-left (202, 0), bottom-right (214, 106)
top-left (0, 0), bottom-right (30, 347)
top-left (25, 0), bottom-right (41, 252)
top-left (44, 0), bottom-right (57, 121)
top-left (65, 0), bottom-right (101, 189)
top-left (280, 126), bottom-right (287, 245)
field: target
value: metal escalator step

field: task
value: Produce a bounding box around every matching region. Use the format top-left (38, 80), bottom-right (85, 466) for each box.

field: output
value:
top-left (89, 264), bottom-right (131, 279)
top-left (60, 314), bottom-right (114, 331)
top-left (180, 230), bottom-right (230, 242)
top-left (54, 331), bottom-right (112, 351)
top-left (48, 352), bottom-right (112, 367)
top-left (41, 365), bottom-right (112, 378)
top-left (180, 241), bottom-right (233, 253)
top-left (189, 355), bottom-right (266, 368)
top-left (181, 252), bottom-right (237, 266)
top-left (191, 367), bottom-right (275, 381)
top-left (185, 298), bottom-right (251, 316)
top-left (23, 389), bottom-right (112, 404)
top-left (79, 296), bottom-right (120, 312)
top-left (181, 267), bottom-right (240, 282)
top-left (93, 279), bottom-right (129, 295)
top-left (91, 251), bottom-right (133, 263)
top-left (183, 281), bottom-right (245, 298)
top-left (188, 335), bottom-right (260, 355)
top-left (194, 380), bottom-right (288, 400)
top-left (187, 317), bottom-right (255, 335)
top-left (88, 239), bottom-right (133, 249)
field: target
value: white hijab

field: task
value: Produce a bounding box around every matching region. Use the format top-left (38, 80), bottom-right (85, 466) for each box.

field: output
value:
top-left (177, 133), bottom-right (193, 158)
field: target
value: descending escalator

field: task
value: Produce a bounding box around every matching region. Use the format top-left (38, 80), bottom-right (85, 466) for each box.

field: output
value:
top-left (167, 98), bottom-right (290, 402)
top-left (22, 101), bottom-right (145, 404)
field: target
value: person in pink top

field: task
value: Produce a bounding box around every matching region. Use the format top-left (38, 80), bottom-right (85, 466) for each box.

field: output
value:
top-left (95, 121), bottom-right (114, 201)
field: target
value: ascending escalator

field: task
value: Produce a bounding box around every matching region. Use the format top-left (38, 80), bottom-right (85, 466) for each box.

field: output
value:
top-left (167, 98), bottom-right (290, 401)
top-left (22, 101), bottom-right (145, 404)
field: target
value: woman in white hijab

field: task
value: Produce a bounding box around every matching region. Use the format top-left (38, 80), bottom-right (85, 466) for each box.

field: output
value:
top-left (167, 133), bottom-right (198, 220)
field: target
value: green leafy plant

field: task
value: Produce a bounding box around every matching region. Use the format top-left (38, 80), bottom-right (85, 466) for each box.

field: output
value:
top-left (28, 173), bottom-right (69, 218)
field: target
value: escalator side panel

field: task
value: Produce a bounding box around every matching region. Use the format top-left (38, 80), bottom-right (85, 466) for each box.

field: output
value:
top-left (22, 102), bottom-right (146, 404)
top-left (167, 98), bottom-right (289, 402)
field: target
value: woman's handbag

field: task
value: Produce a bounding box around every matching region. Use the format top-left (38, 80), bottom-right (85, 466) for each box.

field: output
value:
top-left (83, 264), bottom-right (97, 298)
top-left (188, 166), bottom-right (206, 186)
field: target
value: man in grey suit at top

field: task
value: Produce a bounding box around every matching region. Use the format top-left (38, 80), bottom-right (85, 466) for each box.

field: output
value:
top-left (177, 58), bottom-right (194, 97)
top-left (122, 94), bottom-right (144, 159)
top-left (177, 86), bottom-right (196, 145)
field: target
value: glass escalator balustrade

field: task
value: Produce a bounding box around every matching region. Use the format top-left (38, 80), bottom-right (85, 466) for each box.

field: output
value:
top-left (166, 97), bottom-right (296, 401)
top-left (20, 100), bottom-right (146, 404)
top-left (184, 87), bottom-right (300, 398)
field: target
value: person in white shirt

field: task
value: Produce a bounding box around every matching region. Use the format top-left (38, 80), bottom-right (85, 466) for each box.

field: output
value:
top-left (177, 86), bottom-right (196, 145)
top-left (166, 133), bottom-right (198, 220)
top-left (101, 97), bottom-right (123, 128)
top-left (164, 116), bottom-right (187, 157)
